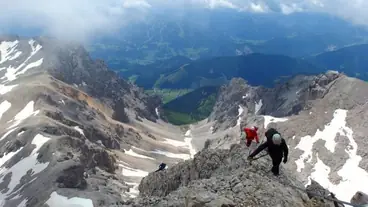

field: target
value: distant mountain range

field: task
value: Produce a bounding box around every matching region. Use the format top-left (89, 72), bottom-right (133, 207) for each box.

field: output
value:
top-left (307, 44), bottom-right (368, 80)
top-left (88, 10), bottom-right (368, 66)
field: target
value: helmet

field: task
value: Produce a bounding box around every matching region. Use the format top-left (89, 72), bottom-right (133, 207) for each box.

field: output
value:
top-left (272, 134), bottom-right (282, 145)
top-left (251, 126), bottom-right (258, 131)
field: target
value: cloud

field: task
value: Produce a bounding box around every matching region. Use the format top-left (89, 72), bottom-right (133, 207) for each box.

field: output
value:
top-left (0, 0), bottom-right (367, 42)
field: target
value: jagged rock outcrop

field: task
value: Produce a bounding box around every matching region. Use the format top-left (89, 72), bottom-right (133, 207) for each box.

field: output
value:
top-left (351, 191), bottom-right (368, 206)
top-left (192, 71), bottom-right (368, 204)
top-left (123, 144), bottom-right (340, 207)
top-left (209, 71), bottom-right (342, 132)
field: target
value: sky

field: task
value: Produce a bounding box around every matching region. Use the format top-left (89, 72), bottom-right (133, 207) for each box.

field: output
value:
top-left (0, 0), bottom-right (367, 42)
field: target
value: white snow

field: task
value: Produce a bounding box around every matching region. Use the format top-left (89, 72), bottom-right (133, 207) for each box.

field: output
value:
top-left (7, 101), bottom-right (39, 129)
top-left (46, 191), bottom-right (94, 207)
top-left (263, 115), bottom-right (288, 128)
top-left (184, 137), bottom-right (196, 158)
top-left (125, 182), bottom-right (140, 198)
top-left (236, 105), bottom-right (244, 126)
top-left (158, 132), bottom-right (196, 159)
top-left (1, 39), bottom-right (42, 83)
top-left (162, 138), bottom-right (187, 147)
top-left (155, 107), bottom-right (160, 117)
top-left (120, 165), bottom-right (149, 177)
top-left (255, 99), bottom-right (263, 114)
top-left (209, 126), bottom-right (214, 134)
top-left (0, 100), bottom-right (11, 120)
top-left (295, 109), bottom-right (344, 171)
top-left (0, 84), bottom-right (17, 95)
top-left (0, 147), bottom-right (23, 167)
top-left (17, 131), bottom-right (25, 136)
top-left (0, 127), bottom-right (18, 141)
top-left (152, 150), bottom-right (190, 160)
top-left (296, 109), bottom-right (368, 204)
top-left (0, 134), bottom-right (50, 197)
top-left (185, 129), bottom-right (192, 137)
top-left (0, 40), bottom-right (20, 64)
top-left (309, 154), bottom-right (332, 189)
top-left (242, 93), bottom-right (249, 99)
top-left (16, 58), bottom-right (43, 76)
top-left (309, 112), bottom-right (312, 115)
top-left (125, 149), bottom-right (154, 160)
top-left (74, 126), bottom-right (85, 136)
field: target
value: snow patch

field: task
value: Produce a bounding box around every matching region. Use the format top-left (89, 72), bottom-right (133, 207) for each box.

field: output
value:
top-left (155, 107), bottom-right (160, 117)
top-left (185, 129), bottom-right (192, 137)
top-left (0, 84), bottom-right (17, 95)
top-left (74, 126), bottom-right (85, 136)
top-left (0, 100), bottom-right (11, 120)
top-left (7, 101), bottom-right (39, 129)
top-left (152, 150), bottom-right (190, 160)
top-left (255, 99), bottom-right (263, 114)
top-left (125, 149), bottom-right (154, 160)
top-left (263, 115), bottom-right (288, 128)
top-left (0, 134), bottom-right (50, 197)
top-left (125, 182), bottom-right (140, 198)
top-left (0, 40), bottom-right (20, 64)
top-left (162, 138), bottom-right (187, 147)
top-left (120, 165), bottom-right (149, 177)
top-left (1, 40), bottom-right (42, 83)
top-left (184, 137), bottom-right (196, 158)
top-left (0, 147), bottom-right (23, 167)
top-left (236, 105), bottom-right (244, 126)
top-left (242, 93), bottom-right (249, 99)
top-left (46, 191), bottom-right (94, 207)
top-left (296, 109), bottom-right (368, 203)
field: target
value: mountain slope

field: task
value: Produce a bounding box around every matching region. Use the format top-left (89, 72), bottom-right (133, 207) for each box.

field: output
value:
top-left (0, 36), bottom-right (198, 207)
top-left (184, 71), bottom-right (368, 203)
top-left (307, 44), bottom-right (368, 80)
top-left (153, 54), bottom-right (321, 89)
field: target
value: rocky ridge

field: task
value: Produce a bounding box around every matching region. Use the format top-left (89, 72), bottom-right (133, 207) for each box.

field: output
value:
top-left (123, 143), bottom-right (345, 207)
top-left (0, 36), bottom-right (196, 207)
top-left (185, 71), bottom-right (368, 204)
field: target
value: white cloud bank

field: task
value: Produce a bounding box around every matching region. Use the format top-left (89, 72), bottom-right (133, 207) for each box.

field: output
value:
top-left (0, 0), bottom-right (367, 42)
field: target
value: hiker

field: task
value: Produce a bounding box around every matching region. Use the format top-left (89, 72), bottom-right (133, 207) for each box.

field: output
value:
top-left (243, 126), bottom-right (260, 147)
top-left (155, 163), bottom-right (167, 172)
top-left (247, 128), bottom-right (288, 176)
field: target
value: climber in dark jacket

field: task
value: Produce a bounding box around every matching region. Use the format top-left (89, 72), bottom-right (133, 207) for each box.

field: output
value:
top-left (248, 128), bottom-right (288, 176)
top-left (155, 163), bottom-right (167, 172)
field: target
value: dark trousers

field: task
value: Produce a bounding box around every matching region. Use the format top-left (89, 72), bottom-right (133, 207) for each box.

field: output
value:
top-left (271, 156), bottom-right (282, 176)
top-left (246, 139), bottom-right (252, 147)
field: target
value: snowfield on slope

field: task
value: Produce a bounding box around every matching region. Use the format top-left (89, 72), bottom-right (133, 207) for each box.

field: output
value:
top-left (46, 191), bottom-right (94, 207)
top-left (121, 127), bottom-right (197, 198)
top-left (0, 40), bottom-right (43, 84)
top-left (0, 134), bottom-right (51, 203)
top-left (296, 109), bottom-right (368, 203)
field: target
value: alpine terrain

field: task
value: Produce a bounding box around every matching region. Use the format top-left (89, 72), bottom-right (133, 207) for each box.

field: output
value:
top-left (1, 35), bottom-right (368, 207)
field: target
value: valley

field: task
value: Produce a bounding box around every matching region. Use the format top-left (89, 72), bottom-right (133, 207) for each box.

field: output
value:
top-left (1, 4), bottom-right (368, 207)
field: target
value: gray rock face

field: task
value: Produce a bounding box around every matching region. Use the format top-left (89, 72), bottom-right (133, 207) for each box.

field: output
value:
top-left (124, 144), bottom-right (340, 207)
top-left (0, 36), bottom-right (167, 206)
top-left (199, 70), bottom-right (368, 204)
top-left (209, 71), bottom-right (342, 132)
top-left (351, 191), bottom-right (368, 205)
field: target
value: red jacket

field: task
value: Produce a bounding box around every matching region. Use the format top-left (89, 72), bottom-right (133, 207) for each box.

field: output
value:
top-left (244, 128), bottom-right (259, 143)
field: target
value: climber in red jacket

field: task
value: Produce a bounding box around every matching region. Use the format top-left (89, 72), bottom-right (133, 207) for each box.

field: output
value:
top-left (243, 126), bottom-right (259, 147)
